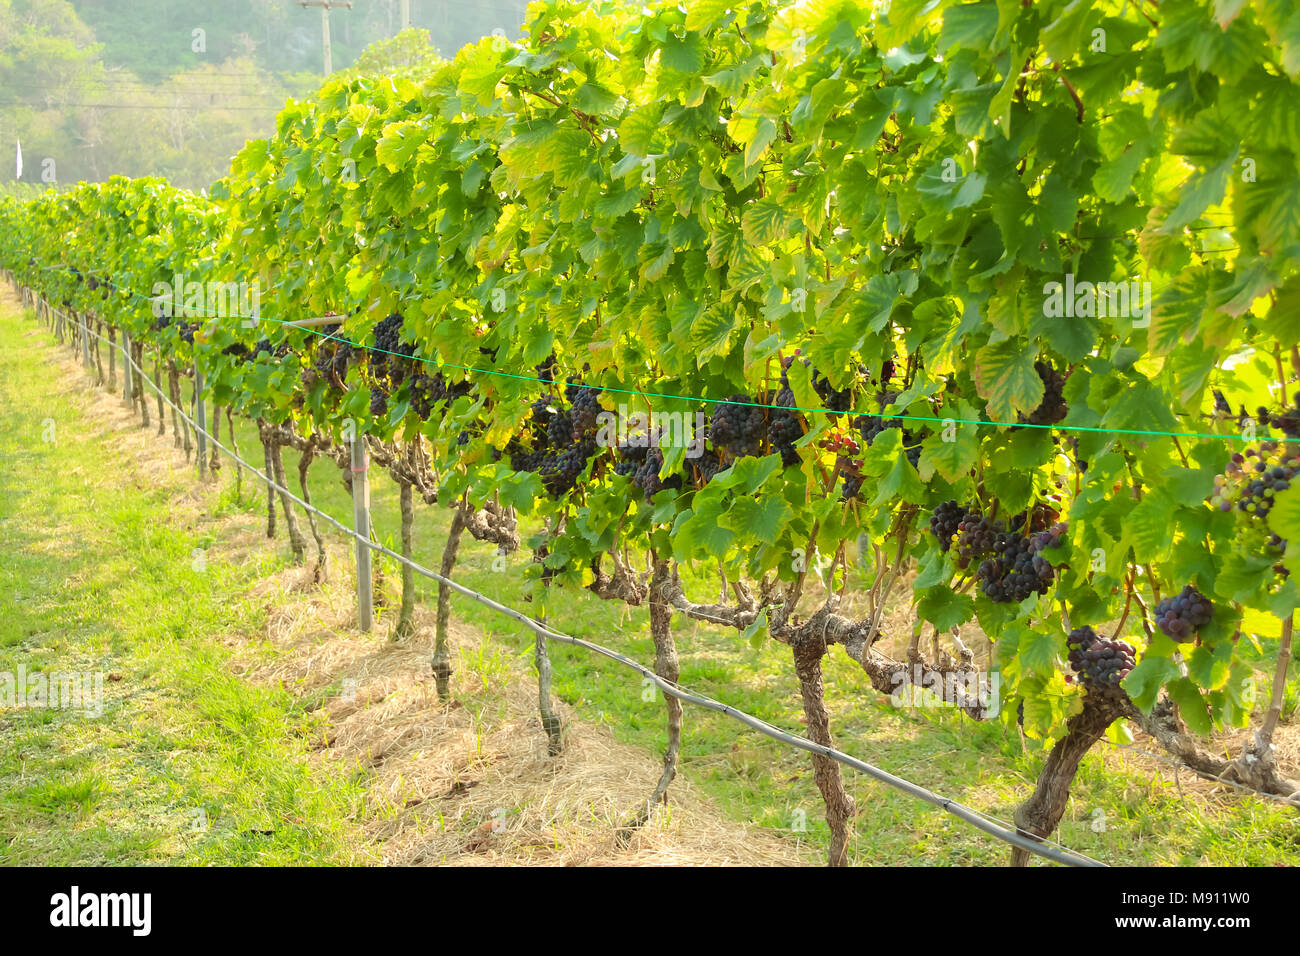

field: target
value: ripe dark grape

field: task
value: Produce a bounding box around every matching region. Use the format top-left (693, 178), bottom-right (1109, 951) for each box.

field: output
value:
top-left (1029, 521), bottom-right (1068, 553)
top-left (407, 370), bottom-right (469, 418)
top-left (370, 387), bottom-right (388, 418)
top-left (769, 387), bottom-right (803, 466)
top-left (373, 312), bottom-right (412, 357)
top-left (710, 395), bottom-right (766, 459)
top-left (955, 513), bottom-right (1002, 570)
top-left (812, 372), bottom-right (852, 414)
top-left (538, 436), bottom-right (597, 498)
top-left (1066, 627), bottom-right (1135, 700)
top-left (569, 385), bottom-right (602, 441)
top-left (1022, 361), bottom-right (1068, 426)
top-left (977, 530), bottom-right (1053, 603)
top-left (856, 388), bottom-right (922, 467)
top-left (839, 466), bottom-right (864, 501)
top-left (692, 447), bottom-right (725, 486)
top-left (1154, 584), bottom-right (1213, 642)
top-left (615, 440), bottom-right (649, 478)
top-left (547, 408), bottom-right (574, 448)
top-left (929, 500), bottom-right (970, 552)
top-left (633, 447), bottom-right (666, 499)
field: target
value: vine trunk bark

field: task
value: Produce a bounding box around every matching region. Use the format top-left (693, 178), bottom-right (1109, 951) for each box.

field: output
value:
top-left (261, 432), bottom-right (276, 538)
top-left (132, 342), bottom-right (149, 428)
top-left (617, 557), bottom-right (682, 842)
top-left (433, 503), bottom-right (467, 701)
top-left (535, 619), bottom-right (562, 756)
top-left (296, 445), bottom-right (328, 583)
top-left (269, 440), bottom-right (305, 563)
top-left (793, 638), bottom-right (858, 866)
top-left (154, 352), bottom-right (165, 436)
top-left (106, 327), bottom-right (117, 392)
top-left (208, 403), bottom-right (221, 475)
top-left (1010, 694), bottom-right (1123, 866)
top-left (226, 408), bottom-right (241, 500)
top-left (92, 320), bottom-right (104, 385)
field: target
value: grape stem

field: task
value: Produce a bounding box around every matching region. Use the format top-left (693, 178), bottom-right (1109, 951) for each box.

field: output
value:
top-left (1129, 588), bottom-right (1157, 643)
top-left (1171, 435), bottom-right (1189, 469)
top-left (1114, 568), bottom-right (1136, 638)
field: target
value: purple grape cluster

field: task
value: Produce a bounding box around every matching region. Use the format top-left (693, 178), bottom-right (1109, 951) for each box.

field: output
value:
top-left (685, 447), bottom-right (725, 487)
top-left (632, 447), bottom-right (665, 498)
top-left (1030, 521), bottom-right (1068, 552)
top-left (769, 386), bottom-right (803, 466)
top-left (929, 500), bottom-right (970, 552)
top-left (615, 440), bottom-right (648, 478)
top-left (1154, 585), bottom-right (1213, 642)
top-left (710, 395), bottom-right (766, 459)
top-left (569, 385), bottom-right (602, 441)
top-left (503, 388), bottom-right (603, 498)
top-left (955, 513), bottom-right (1003, 569)
top-left (856, 389), bottom-right (921, 467)
top-left (1258, 400), bottom-right (1300, 439)
top-left (1066, 626), bottom-right (1135, 699)
top-left (977, 533), bottom-right (1054, 603)
top-left (1022, 361), bottom-right (1068, 426)
top-left (407, 370), bottom-right (469, 418)
top-left (1212, 443), bottom-right (1296, 543)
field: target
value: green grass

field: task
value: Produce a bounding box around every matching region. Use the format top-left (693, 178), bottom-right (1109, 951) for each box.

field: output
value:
top-left (2, 300), bottom-right (1298, 867)
top-left (0, 312), bottom-right (372, 865)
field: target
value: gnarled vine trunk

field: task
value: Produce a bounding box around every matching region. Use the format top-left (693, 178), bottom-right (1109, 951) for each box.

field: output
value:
top-left (208, 403), bottom-right (221, 474)
top-left (793, 637), bottom-right (858, 867)
top-left (1010, 693), bottom-right (1125, 866)
top-left (132, 342), bottom-right (149, 428)
top-left (226, 408), bottom-right (241, 499)
top-left (106, 327), bottom-right (117, 391)
top-left (261, 432), bottom-right (276, 538)
top-left (296, 444), bottom-right (327, 583)
top-left (433, 502), bottom-right (467, 701)
top-left (92, 320), bottom-right (104, 385)
top-left (617, 557), bottom-right (682, 841)
top-left (535, 619), bottom-right (562, 756)
top-left (154, 352), bottom-right (165, 436)
top-left (268, 439), bottom-right (305, 563)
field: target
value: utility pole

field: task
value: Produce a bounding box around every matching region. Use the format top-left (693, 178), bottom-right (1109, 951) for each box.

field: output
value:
top-left (298, 0), bottom-right (353, 76)
top-left (401, 0), bottom-right (412, 30)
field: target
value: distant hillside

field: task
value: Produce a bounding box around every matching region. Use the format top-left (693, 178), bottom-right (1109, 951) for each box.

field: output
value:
top-left (0, 0), bottom-right (529, 189)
